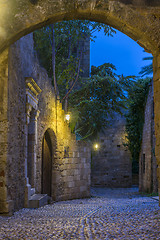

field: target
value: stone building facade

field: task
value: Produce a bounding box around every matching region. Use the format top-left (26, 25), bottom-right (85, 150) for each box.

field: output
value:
top-left (0, 0), bottom-right (160, 210)
top-left (139, 82), bottom-right (158, 194)
top-left (92, 113), bottom-right (132, 188)
top-left (0, 33), bottom-right (91, 214)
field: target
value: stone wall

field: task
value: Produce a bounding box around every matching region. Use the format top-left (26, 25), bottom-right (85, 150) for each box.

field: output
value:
top-left (118, 0), bottom-right (160, 6)
top-left (139, 82), bottom-right (158, 193)
top-left (80, 37), bottom-right (90, 78)
top-left (34, 63), bottom-right (91, 201)
top-left (1, 0), bottom-right (160, 56)
top-left (91, 113), bottom-right (132, 188)
top-left (153, 53), bottom-right (160, 204)
top-left (0, 49), bottom-right (14, 214)
top-left (2, 33), bottom-right (91, 213)
top-left (0, 0), bottom-right (160, 210)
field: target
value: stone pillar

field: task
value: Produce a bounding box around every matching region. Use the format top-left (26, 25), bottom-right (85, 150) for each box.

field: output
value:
top-left (153, 52), bottom-right (160, 205)
top-left (25, 103), bottom-right (32, 178)
top-left (24, 77), bottom-right (41, 207)
top-left (28, 109), bottom-right (39, 187)
top-left (24, 103), bottom-right (32, 208)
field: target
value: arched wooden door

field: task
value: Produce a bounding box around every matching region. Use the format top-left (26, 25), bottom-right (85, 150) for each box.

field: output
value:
top-left (42, 130), bottom-right (52, 197)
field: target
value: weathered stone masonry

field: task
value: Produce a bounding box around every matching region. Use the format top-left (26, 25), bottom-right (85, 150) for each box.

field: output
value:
top-left (92, 113), bottom-right (132, 188)
top-left (139, 82), bottom-right (158, 194)
top-left (0, 49), bottom-right (13, 214)
top-left (153, 54), bottom-right (160, 199)
top-left (0, 0), bottom-right (160, 210)
top-left (0, 33), bottom-right (91, 213)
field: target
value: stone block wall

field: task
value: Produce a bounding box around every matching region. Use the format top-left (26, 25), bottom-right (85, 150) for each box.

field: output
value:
top-left (0, 32), bottom-right (91, 213)
top-left (118, 0), bottom-right (160, 6)
top-left (91, 113), bottom-right (132, 188)
top-left (34, 64), bottom-right (91, 201)
top-left (139, 82), bottom-right (158, 193)
top-left (0, 49), bottom-right (14, 214)
top-left (6, 34), bottom-right (35, 211)
top-left (153, 53), bottom-right (160, 203)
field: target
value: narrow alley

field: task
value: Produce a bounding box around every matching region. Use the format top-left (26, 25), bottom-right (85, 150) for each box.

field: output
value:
top-left (0, 187), bottom-right (159, 239)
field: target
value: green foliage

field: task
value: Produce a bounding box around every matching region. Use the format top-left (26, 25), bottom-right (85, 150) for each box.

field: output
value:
top-left (34, 20), bottom-right (130, 141)
top-left (34, 20), bottom-right (137, 142)
top-left (33, 20), bottom-right (116, 99)
top-left (139, 56), bottom-right (153, 77)
top-left (125, 77), bottom-right (151, 170)
top-left (69, 63), bottom-right (135, 140)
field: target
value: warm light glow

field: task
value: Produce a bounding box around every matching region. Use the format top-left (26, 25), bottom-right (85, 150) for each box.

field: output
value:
top-left (65, 113), bottom-right (70, 122)
top-left (94, 143), bottom-right (99, 150)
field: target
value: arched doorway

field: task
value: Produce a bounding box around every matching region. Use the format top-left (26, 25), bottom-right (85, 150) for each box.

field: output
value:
top-left (42, 129), bottom-right (55, 197)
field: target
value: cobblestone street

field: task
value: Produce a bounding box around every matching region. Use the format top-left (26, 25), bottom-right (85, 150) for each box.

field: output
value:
top-left (0, 187), bottom-right (160, 239)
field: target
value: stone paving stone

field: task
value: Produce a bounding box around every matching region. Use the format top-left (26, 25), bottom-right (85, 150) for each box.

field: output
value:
top-left (0, 187), bottom-right (160, 239)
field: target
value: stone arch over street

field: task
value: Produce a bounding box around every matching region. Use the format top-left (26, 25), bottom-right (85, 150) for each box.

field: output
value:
top-left (0, 0), bottom-right (160, 213)
top-left (0, 0), bottom-right (160, 54)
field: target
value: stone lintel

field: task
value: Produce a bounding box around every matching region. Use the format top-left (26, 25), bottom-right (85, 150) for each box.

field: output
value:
top-left (26, 78), bottom-right (42, 124)
top-left (25, 77), bottom-right (42, 97)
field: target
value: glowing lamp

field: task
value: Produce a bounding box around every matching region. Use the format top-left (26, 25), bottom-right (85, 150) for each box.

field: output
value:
top-left (65, 113), bottom-right (70, 122)
top-left (94, 143), bottom-right (99, 150)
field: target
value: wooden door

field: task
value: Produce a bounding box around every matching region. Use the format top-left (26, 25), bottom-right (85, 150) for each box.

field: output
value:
top-left (42, 131), bottom-right (52, 196)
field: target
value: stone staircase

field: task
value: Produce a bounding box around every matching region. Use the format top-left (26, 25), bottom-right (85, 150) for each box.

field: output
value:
top-left (27, 183), bottom-right (48, 208)
top-left (29, 191), bottom-right (48, 208)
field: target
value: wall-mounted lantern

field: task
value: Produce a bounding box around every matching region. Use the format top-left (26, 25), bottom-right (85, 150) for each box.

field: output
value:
top-left (64, 113), bottom-right (71, 122)
top-left (94, 143), bottom-right (99, 151)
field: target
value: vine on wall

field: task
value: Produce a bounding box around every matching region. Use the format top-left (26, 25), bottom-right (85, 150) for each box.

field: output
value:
top-left (125, 77), bottom-right (151, 173)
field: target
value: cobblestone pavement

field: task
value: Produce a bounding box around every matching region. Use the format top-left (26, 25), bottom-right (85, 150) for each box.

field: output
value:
top-left (0, 187), bottom-right (160, 239)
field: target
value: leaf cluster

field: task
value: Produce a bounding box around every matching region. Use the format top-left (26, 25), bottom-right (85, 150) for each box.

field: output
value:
top-left (34, 20), bottom-right (135, 141)
top-left (69, 63), bottom-right (135, 140)
top-left (33, 20), bottom-right (115, 99)
top-left (139, 56), bottom-right (153, 77)
top-left (125, 77), bottom-right (151, 169)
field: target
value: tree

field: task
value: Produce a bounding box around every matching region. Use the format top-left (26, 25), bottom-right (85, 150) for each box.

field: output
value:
top-left (34, 20), bottom-right (116, 105)
top-left (69, 63), bottom-right (135, 140)
top-left (34, 20), bottom-right (135, 141)
top-left (139, 56), bottom-right (153, 77)
top-left (125, 77), bottom-right (151, 172)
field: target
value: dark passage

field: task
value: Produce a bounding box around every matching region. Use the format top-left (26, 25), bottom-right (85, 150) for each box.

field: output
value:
top-left (42, 131), bottom-right (52, 197)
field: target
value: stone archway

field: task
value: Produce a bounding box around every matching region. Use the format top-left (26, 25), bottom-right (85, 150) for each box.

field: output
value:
top-left (0, 0), bottom-right (160, 213)
top-left (0, 1), bottom-right (160, 54)
top-left (42, 129), bottom-right (57, 198)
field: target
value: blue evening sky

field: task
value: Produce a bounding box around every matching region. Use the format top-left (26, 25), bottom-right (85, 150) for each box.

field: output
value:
top-left (90, 29), bottom-right (152, 77)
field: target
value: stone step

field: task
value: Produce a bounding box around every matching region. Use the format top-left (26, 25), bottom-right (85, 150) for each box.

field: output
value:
top-left (30, 188), bottom-right (35, 196)
top-left (151, 196), bottom-right (159, 201)
top-left (29, 194), bottom-right (48, 208)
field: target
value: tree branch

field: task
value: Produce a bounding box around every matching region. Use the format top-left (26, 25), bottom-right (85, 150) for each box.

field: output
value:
top-left (62, 51), bottom-right (82, 102)
top-left (51, 24), bottom-right (59, 98)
